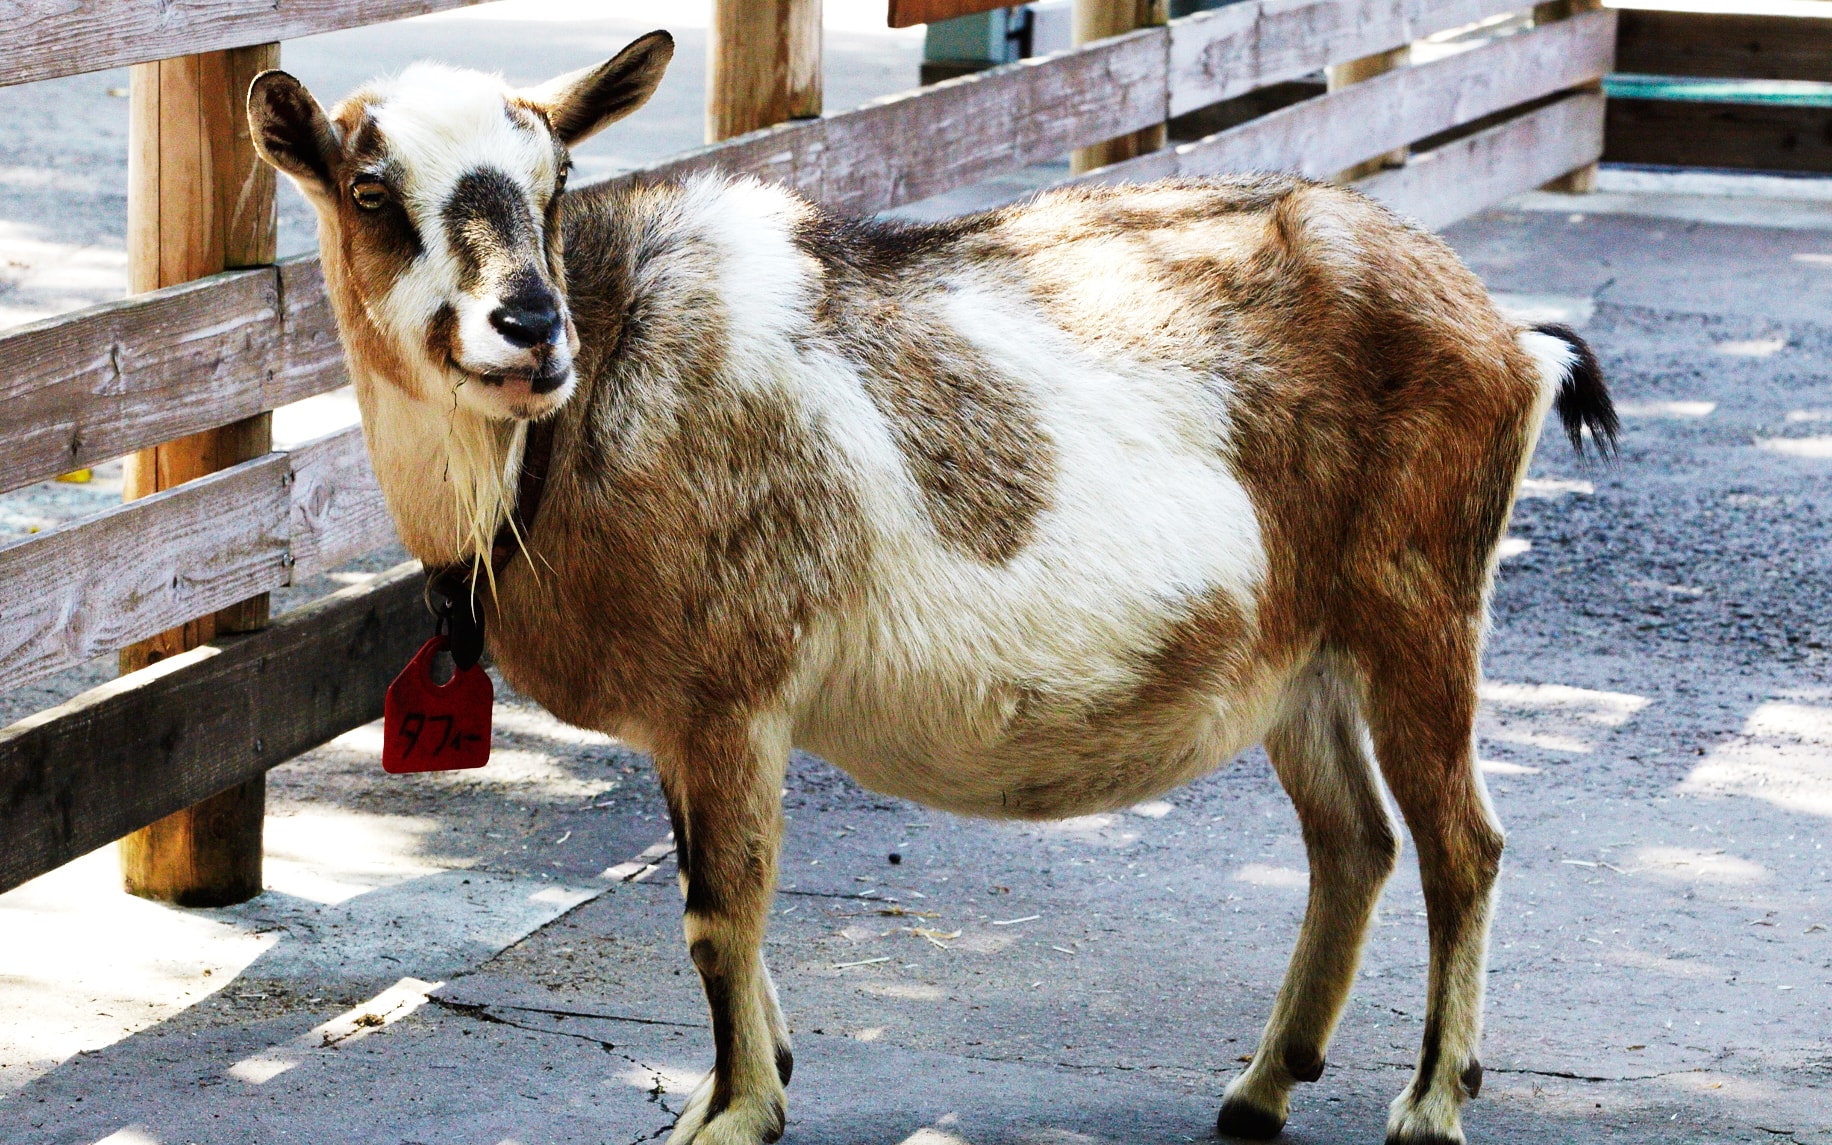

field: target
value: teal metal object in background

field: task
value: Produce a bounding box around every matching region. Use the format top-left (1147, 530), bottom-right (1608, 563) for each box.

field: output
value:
top-left (1606, 74), bottom-right (1832, 109)
top-left (921, 1), bottom-right (1235, 82)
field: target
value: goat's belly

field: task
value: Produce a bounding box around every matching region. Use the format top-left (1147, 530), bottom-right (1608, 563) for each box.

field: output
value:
top-left (790, 654), bottom-right (1286, 820)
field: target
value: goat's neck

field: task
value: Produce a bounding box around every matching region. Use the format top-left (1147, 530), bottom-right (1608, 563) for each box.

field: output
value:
top-left (353, 373), bottom-right (526, 569)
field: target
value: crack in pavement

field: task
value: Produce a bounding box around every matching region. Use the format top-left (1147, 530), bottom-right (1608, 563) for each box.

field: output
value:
top-left (778, 887), bottom-right (896, 901)
top-left (1487, 1066), bottom-right (1709, 1084)
top-left (947, 1050), bottom-right (1222, 1077)
top-left (427, 996), bottom-right (684, 1142)
top-left (937, 1050), bottom-right (1719, 1090)
top-left (434, 997), bottom-right (707, 1030)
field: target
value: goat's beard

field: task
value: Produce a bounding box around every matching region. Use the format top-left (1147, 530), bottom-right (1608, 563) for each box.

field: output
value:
top-left (442, 402), bottom-right (525, 591)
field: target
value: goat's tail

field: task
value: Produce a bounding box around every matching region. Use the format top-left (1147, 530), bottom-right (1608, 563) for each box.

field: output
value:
top-left (1516, 322), bottom-right (1618, 458)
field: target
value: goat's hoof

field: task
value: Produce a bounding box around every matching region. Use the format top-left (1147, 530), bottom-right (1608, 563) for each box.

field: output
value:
top-left (1216, 1096), bottom-right (1285, 1140)
top-left (666, 1074), bottom-right (786, 1145)
top-left (1384, 1103), bottom-right (1465, 1145)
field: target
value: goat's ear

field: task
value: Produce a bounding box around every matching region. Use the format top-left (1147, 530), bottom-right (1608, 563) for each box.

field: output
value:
top-left (247, 70), bottom-right (341, 196)
top-left (526, 31), bottom-right (675, 146)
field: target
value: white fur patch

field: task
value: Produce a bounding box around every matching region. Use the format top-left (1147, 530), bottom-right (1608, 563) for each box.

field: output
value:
top-left (1515, 329), bottom-right (1578, 399)
top-left (802, 288), bottom-right (1271, 813)
top-left (675, 173), bottom-right (816, 360)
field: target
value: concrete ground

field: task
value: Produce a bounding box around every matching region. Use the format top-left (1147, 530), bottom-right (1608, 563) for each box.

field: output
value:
top-left (2, 5), bottom-right (1831, 1145)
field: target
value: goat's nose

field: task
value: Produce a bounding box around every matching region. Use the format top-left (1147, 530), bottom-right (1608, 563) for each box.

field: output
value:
top-left (489, 301), bottom-right (560, 349)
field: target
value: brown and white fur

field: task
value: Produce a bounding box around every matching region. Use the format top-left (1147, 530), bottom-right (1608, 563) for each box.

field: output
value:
top-left (248, 32), bottom-right (1616, 1145)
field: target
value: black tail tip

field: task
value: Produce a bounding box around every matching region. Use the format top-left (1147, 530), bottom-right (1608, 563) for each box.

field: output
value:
top-left (1535, 322), bottom-right (1618, 460)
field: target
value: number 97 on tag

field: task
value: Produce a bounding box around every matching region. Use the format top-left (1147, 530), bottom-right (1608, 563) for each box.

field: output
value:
top-left (383, 636), bottom-right (492, 773)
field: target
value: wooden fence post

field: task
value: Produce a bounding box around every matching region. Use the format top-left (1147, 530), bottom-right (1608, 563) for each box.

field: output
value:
top-left (117, 44), bottom-right (278, 908)
top-left (708, 0), bottom-right (823, 143)
top-left (1070, 0), bottom-right (1167, 174)
top-left (1535, 0), bottom-right (1603, 191)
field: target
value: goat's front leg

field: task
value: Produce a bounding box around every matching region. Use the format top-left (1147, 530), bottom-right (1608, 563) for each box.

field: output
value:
top-left (660, 718), bottom-right (791, 1145)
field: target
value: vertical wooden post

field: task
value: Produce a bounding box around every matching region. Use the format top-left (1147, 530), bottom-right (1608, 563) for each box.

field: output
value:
top-left (1535, 0), bottom-right (1603, 192)
top-left (1070, 0), bottom-right (1168, 174)
top-left (118, 44), bottom-right (278, 909)
top-left (1327, 46), bottom-right (1412, 182)
top-left (707, 0), bottom-right (823, 143)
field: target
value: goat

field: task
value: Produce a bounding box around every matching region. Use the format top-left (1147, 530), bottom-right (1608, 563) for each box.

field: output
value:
top-left (247, 32), bottom-right (1615, 1145)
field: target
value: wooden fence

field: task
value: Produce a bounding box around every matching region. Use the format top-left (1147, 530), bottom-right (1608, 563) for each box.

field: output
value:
top-left (1608, 2), bottom-right (1832, 174)
top-left (0, 0), bottom-right (1615, 898)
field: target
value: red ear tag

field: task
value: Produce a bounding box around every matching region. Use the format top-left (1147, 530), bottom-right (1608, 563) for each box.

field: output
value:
top-left (383, 636), bottom-right (493, 773)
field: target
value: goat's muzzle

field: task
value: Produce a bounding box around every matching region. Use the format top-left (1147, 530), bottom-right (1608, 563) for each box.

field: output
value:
top-left (477, 356), bottom-right (572, 395)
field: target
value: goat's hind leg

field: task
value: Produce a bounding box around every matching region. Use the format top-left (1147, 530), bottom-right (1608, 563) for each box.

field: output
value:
top-left (1358, 629), bottom-right (1502, 1145)
top-left (660, 719), bottom-right (793, 1145)
top-left (1219, 652), bottom-right (1399, 1139)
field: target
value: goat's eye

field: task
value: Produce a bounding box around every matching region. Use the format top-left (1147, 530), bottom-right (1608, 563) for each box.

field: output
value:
top-left (351, 180), bottom-right (388, 210)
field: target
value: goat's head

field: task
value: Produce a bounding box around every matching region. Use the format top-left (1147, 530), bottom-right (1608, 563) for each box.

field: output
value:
top-left (247, 32), bottom-right (673, 422)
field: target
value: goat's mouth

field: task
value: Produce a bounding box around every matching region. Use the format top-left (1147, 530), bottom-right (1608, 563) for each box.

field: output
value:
top-left (448, 357), bottom-right (575, 421)
top-left (473, 365), bottom-right (572, 395)
top-left (449, 352), bottom-right (574, 395)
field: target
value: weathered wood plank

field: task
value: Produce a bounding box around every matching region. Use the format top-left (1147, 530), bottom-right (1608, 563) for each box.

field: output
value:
top-left (287, 426), bottom-right (397, 581)
top-left (1357, 89), bottom-right (1605, 229)
top-left (0, 563), bottom-right (427, 897)
top-left (0, 269), bottom-right (275, 495)
top-left (0, 425), bottom-right (395, 696)
top-left (1617, 9), bottom-right (1832, 85)
top-left (0, 257), bottom-right (344, 498)
top-left (1604, 97), bottom-right (1832, 176)
top-left (1080, 10), bottom-right (1612, 187)
top-left (276, 257), bottom-right (348, 403)
top-left (0, 455), bottom-right (291, 695)
top-left (1070, 0), bottom-right (1170, 175)
top-left (637, 27), bottom-right (1169, 214)
top-left (1167, 0), bottom-right (1543, 117)
top-left (707, 0), bottom-right (822, 143)
top-left (0, 1), bottom-right (488, 89)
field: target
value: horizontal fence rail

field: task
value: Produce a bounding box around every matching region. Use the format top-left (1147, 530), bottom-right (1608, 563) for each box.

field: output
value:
top-left (0, 258), bottom-right (341, 497)
top-left (1616, 7), bottom-right (1832, 84)
top-left (0, 1), bottom-right (489, 88)
top-left (1077, 10), bottom-right (1612, 187)
top-left (0, 427), bottom-right (394, 696)
top-left (0, 0), bottom-right (1613, 896)
top-left (0, 563), bottom-right (426, 896)
top-left (1166, 0), bottom-right (1544, 114)
top-left (1359, 90), bottom-right (1605, 229)
top-left (637, 0), bottom-right (1549, 211)
top-left (642, 25), bottom-right (1169, 214)
top-left (1605, 4), bottom-right (1832, 175)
